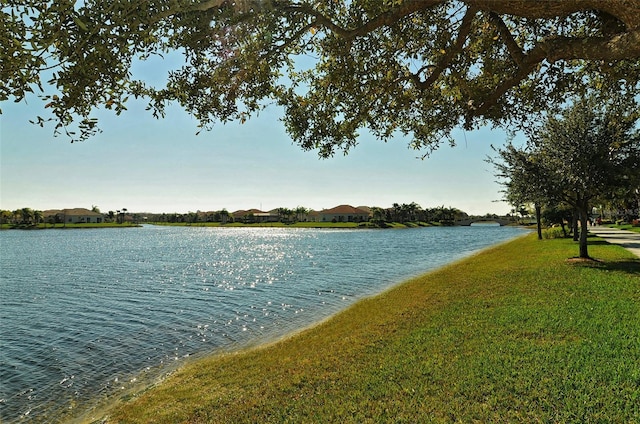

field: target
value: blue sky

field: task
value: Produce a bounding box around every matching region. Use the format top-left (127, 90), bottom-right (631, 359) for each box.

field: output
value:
top-left (1, 78), bottom-right (515, 215)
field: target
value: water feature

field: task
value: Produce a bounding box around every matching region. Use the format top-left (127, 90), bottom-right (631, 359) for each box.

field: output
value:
top-left (0, 225), bottom-right (526, 422)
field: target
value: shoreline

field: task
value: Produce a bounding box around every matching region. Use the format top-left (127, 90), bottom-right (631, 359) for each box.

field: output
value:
top-left (73, 232), bottom-right (531, 423)
top-left (0, 223), bottom-right (142, 230)
top-left (93, 232), bottom-right (640, 423)
top-left (1, 220), bottom-right (524, 231)
top-left (2, 225), bottom-right (528, 423)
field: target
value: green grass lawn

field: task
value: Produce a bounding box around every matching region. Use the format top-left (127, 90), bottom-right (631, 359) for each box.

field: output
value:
top-left (100, 234), bottom-right (640, 423)
top-left (607, 223), bottom-right (640, 233)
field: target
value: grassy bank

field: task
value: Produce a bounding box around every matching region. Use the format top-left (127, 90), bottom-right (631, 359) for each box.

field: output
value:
top-left (102, 234), bottom-right (640, 423)
top-left (607, 223), bottom-right (640, 233)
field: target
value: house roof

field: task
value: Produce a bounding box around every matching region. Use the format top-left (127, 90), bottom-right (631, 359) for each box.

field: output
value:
top-left (43, 208), bottom-right (103, 216)
top-left (232, 209), bottom-right (266, 217)
top-left (320, 205), bottom-right (370, 215)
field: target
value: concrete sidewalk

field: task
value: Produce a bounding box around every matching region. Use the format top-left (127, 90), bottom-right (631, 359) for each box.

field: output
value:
top-left (588, 226), bottom-right (640, 259)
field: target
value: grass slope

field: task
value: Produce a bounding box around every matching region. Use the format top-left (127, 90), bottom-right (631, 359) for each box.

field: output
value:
top-left (104, 234), bottom-right (640, 423)
top-left (608, 223), bottom-right (640, 233)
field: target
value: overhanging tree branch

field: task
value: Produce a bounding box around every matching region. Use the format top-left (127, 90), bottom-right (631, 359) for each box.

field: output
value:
top-left (419, 5), bottom-right (478, 88)
top-left (281, 0), bottom-right (442, 40)
top-left (465, 0), bottom-right (640, 29)
top-left (488, 12), bottom-right (525, 68)
top-left (4, 0), bottom-right (640, 154)
top-left (473, 28), bottom-right (640, 118)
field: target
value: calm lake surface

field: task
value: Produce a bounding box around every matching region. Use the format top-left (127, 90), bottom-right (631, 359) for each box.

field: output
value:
top-left (0, 225), bottom-right (526, 422)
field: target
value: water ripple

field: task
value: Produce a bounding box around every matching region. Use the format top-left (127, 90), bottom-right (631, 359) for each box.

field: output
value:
top-left (0, 225), bottom-right (525, 422)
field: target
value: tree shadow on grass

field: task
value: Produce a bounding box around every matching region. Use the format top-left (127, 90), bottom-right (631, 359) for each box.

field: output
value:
top-left (569, 257), bottom-right (640, 275)
top-left (558, 236), bottom-right (640, 274)
top-left (587, 239), bottom-right (610, 245)
top-left (590, 236), bottom-right (640, 248)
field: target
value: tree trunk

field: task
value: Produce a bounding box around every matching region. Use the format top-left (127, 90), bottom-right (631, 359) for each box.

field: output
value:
top-left (572, 208), bottom-right (579, 242)
top-left (578, 203), bottom-right (590, 259)
top-left (535, 203), bottom-right (542, 240)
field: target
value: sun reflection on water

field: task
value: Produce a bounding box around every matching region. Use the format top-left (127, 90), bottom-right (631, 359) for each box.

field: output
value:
top-left (0, 225), bottom-right (525, 422)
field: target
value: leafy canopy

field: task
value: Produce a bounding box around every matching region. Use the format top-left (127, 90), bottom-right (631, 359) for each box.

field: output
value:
top-left (532, 96), bottom-right (640, 208)
top-left (492, 94), bottom-right (640, 213)
top-left (2, 0), bottom-right (640, 156)
top-left (490, 94), bottom-right (640, 257)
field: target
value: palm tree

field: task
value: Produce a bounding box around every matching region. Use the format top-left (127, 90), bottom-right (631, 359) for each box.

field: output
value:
top-left (0, 210), bottom-right (12, 225)
top-left (21, 208), bottom-right (33, 225)
top-left (404, 202), bottom-right (421, 222)
top-left (118, 208), bottom-right (128, 224)
top-left (370, 207), bottom-right (386, 226)
top-left (294, 206), bottom-right (309, 222)
top-left (33, 210), bottom-right (43, 226)
top-left (219, 209), bottom-right (230, 224)
top-left (391, 203), bottom-right (401, 223)
top-left (278, 207), bottom-right (293, 223)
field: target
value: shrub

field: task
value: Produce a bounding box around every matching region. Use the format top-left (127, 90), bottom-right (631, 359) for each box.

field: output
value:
top-left (542, 227), bottom-right (566, 239)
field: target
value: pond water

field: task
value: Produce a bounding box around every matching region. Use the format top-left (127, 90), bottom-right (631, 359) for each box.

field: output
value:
top-left (0, 225), bottom-right (526, 422)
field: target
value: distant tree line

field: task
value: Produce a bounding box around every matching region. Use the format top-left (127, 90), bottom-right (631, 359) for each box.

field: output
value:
top-left (371, 204), bottom-right (471, 226)
top-left (142, 204), bottom-right (500, 226)
top-left (0, 208), bottom-right (43, 226)
top-left (2, 204), bottom-right (517, 228)
top-left (0, 205), bottom-right (126, 226)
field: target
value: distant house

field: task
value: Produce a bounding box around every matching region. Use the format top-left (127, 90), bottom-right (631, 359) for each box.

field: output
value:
top-left (316, 205), bottom-right (370, 223)
top-left (231, 209), bottom-right (279, 223)
top-left (307, 210), bottom-right (321, 222)
top-left (44, 208), bottom-right (104, 224)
